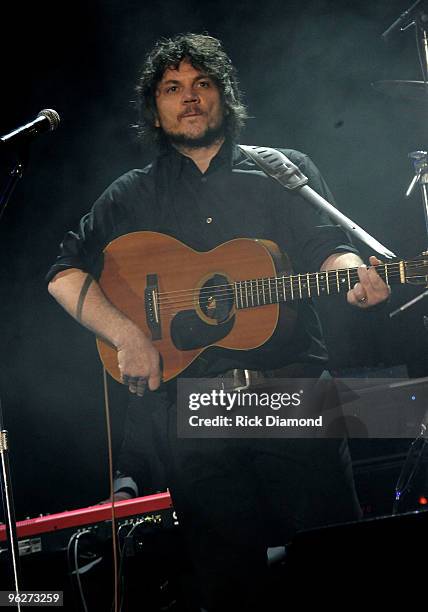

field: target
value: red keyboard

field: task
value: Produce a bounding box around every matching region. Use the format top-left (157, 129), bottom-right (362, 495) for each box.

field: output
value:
top-left (0, 491), bottom-right (173, 542)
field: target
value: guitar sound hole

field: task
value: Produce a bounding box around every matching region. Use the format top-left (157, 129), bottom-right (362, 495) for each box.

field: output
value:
top-left (199, 274), bottom-right (233, 323)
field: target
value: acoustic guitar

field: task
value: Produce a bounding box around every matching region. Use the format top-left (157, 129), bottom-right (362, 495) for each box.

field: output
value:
top-left (96, 231), bottom-right (428, 382)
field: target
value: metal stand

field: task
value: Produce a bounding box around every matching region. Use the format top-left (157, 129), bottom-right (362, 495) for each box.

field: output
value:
top-left (385, 2), bottom-right (428, 247)
top-left (389, 152), bottom-right (428, 321)
top-left (392, 411), bottom-right (428, 514)
top-left (381, 0), bottom-right (424, 42)
top-left (0, 427), bottom-right (22, 611)
top-left (406, 151), bottom-right (428, 246)
top-left (0, 147), bottom-right (29, 606)
top-left (382, 4), bottom-right (428, 513)
top-left (0, 149), bottom-right (29, 222)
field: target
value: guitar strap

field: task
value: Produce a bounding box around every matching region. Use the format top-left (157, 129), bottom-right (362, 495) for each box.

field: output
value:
top-left (238, 144), bottom-right (397, 260)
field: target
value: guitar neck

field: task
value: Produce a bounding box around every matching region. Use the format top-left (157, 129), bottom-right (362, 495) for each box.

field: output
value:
top-left (234, 261), bottom-right (406, 309)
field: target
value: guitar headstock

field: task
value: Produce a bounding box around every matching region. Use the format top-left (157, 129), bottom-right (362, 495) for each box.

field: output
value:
top-left (404, 251), bottom-right (428, 286)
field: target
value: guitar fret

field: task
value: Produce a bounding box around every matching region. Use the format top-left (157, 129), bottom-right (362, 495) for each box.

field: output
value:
top-left (320, 273), bottom-right (326, 294)
top-left (399, 261), bottom-right (405, 284)
top-left (231, 260), bottom-right (413, 312)
top-left (339, 270), bottom-right (347, 293)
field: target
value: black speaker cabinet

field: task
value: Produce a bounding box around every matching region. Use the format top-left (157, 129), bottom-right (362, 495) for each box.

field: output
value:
top-left (285, 508), bottom-right (428, 605)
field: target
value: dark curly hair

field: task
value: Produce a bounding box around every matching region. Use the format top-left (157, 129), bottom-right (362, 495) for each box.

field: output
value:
top-left (135, 33), bottom-right (247, 144)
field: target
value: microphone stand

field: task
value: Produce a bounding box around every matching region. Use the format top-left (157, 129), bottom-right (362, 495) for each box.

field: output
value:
top-left (406, 151), bottom-right (428, 248)
top-left (389, 151), bottom-right (428, 316)
top-left (0, 146), bottom-right (29, 607)
top-left (392, 407), bottom-right (428, 515)
top-left (381, 0), bottom-right (424, 42)
top-left (0, 404), bottom-right (22, 610)
top-left (382, 4), bottom-right (428, 514)
top-left (0, 148), bottom-right (29, 222)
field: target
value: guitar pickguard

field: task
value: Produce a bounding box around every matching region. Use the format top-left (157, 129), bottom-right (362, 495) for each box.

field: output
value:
top-left (171, 309), bottom-right (235, 351)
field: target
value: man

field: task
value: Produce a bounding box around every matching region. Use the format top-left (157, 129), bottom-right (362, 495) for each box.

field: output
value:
top-left (47, 34), bottom-right (389, 610)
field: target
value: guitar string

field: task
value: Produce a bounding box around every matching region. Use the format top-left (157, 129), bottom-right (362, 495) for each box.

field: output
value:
top-left (158, 273), bottom-right (408, 306)
top-left (153, 264), bottom-right (424, 312)
top-left (155, 264), bottom-right (410, 302)
top-left (155, 265), bottom-right (413, 306)
top-left (155, 264), bottom-right (396, 297)
top-left (156, 269), bottom-right (409, 312)
top-left (154, 261), bottom-right (426, 301)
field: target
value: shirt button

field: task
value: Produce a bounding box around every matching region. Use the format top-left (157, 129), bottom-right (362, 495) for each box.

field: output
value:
top-left (201, 177), bottom-right (208, 183)
top-left (206, 217), bottom-right (213, 224)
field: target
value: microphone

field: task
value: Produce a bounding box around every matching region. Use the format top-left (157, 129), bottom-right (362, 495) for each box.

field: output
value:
top-left (0, 109), bottom-right (61, 148)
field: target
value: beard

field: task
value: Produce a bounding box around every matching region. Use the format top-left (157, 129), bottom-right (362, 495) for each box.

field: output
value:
top-left (162, 117), bottom-right (226, 149)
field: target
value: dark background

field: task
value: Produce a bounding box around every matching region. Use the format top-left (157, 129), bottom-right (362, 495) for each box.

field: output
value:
top-left (0, 0), bottom-right (427, 519)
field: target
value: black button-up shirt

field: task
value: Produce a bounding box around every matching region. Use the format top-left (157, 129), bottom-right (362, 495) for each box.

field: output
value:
top-left (47, 142), bottom-right (357, 375)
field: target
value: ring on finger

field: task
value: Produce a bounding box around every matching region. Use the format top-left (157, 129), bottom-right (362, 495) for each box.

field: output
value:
top-left (123, 375), bottom-right (147, 383)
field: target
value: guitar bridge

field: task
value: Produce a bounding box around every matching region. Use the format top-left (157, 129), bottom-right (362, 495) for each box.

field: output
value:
top-left (145, 274), bottom-right (162, 340)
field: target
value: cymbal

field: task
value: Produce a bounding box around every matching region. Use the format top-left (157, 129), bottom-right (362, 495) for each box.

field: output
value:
top-left (372, 80), bottom-right (428, 101)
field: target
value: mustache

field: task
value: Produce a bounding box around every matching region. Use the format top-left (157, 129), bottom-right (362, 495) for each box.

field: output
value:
top-left (179, 107), bottom-right (204, 119)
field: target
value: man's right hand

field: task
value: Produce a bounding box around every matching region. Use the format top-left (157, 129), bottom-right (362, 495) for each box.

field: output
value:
top-left (48, 269), bottom-right (161, 395)
top-left (116, 325), bottom-right (161, 395)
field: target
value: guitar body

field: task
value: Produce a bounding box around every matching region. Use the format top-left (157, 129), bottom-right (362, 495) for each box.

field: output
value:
top-left (96, 231), bottom-right (295, 382)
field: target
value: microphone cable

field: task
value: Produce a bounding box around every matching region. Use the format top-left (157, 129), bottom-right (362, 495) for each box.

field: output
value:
top-left (103, 367), bottom-right (119, 612)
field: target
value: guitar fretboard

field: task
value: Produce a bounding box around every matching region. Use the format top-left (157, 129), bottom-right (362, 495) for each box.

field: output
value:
top-left (233, 261), bottom-right (404, 309)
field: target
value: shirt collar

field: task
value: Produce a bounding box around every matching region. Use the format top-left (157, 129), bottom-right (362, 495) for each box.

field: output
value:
top-left (158, 139), bottom-right (236, 179)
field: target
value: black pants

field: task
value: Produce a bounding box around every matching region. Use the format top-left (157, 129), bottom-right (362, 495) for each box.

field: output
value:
top-left (148, 371), bottom-right (362, 611)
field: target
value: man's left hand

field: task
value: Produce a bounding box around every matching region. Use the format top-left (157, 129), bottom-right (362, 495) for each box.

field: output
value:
top-left (347, 256), bottom-right (391, 308)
